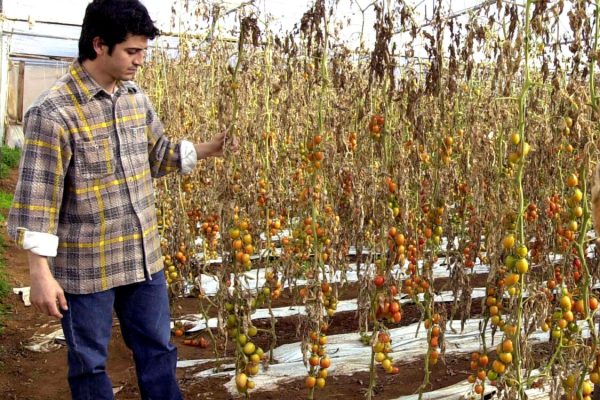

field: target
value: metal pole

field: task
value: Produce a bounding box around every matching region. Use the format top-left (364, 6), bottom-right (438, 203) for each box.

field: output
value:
top-left (0, 16), bottom-right (14, 147)
top-left (0, 17), bottom-right (7, 145)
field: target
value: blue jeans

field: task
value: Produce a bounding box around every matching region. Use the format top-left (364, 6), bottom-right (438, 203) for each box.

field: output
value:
top-left (60, 272), bottom-right (182, 400)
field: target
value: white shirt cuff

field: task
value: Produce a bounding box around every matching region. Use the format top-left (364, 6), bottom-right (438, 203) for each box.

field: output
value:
top-left (17, 228), bottom-right (59, 257)
top-left (180, 140), bottom-right (198, 174)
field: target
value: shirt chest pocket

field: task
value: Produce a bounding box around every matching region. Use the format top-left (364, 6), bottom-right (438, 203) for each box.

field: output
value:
top-left (125, 126), bottom-right (150, 171)
top-left (74, 135), bottom-right (115, 180)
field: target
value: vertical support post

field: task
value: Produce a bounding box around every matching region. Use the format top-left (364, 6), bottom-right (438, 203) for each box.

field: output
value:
top-left (0, 18), bottom-right (11, 145)
top-left (17, 61), bottom-right (24, 123)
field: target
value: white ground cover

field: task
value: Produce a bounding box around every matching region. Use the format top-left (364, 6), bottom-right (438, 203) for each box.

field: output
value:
top-left (182, 318), bottom-right (586, 397)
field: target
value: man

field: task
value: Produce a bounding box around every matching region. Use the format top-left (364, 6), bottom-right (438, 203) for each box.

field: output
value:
top-left (8, 0), bottom-right (226, 398)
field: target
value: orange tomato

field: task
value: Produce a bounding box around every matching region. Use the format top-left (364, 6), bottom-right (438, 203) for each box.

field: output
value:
top-left (173, 328), bottom-right (184, 337)
top-left (309, 355), bottom-right (320, 367)
top-left (501, 339), bottom-right (513, 353)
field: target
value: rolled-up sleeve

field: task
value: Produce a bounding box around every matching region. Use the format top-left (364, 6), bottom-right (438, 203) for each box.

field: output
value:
top-left (180, 140), bottom-right (197, 174)
top-left (8, 106), bottom-right (71, 254)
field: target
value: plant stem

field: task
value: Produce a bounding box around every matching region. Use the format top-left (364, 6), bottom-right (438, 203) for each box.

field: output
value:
top-left (512, 1), bottom-right (532, 398)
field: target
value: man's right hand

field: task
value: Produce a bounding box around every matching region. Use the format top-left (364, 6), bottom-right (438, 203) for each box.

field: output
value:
top-left (28, 252), bottom-right (68, 319)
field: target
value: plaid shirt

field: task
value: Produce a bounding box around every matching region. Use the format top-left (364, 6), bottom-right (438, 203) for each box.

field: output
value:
top-left (8, 62), bottom-right (188, 294)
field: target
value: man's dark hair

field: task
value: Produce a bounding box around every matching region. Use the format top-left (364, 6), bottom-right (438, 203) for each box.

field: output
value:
top-left (78, 0), bottom-right (160, 62)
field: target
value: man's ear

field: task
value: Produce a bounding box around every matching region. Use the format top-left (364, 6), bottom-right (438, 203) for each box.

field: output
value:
top-left (92, 37), bottom-right (106, 57)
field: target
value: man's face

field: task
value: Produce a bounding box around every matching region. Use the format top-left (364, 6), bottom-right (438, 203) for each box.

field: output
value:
top-left (100, 34), bottom-right (148, 81)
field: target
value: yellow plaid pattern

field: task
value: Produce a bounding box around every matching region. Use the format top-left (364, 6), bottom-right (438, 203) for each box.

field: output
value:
top-left (8, 62), bottom-right (183, 294)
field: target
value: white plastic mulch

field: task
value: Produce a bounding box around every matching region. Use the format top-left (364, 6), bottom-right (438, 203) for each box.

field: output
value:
top-left (194, 256), bottom-right (492, 297)
top-left (183, 318), bottom-right (584, 397)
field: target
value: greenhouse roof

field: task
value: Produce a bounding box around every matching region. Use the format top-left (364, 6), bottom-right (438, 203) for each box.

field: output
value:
top-left (2, 0), bottom-right (487, 61)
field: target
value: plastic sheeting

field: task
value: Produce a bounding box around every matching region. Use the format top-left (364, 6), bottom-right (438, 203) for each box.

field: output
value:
top-left (22, 324), bottom-right (65, 352)
top-left (194, 257), bottom-right (491, 297)
top-left (189, 318), bottom-right (583, 396)
top-left (12, 286), bottom-right (30, 306)
top-left (175, 286), bottom-right (489, 334)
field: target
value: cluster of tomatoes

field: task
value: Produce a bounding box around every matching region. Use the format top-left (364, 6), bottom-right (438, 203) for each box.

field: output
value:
top-left (403, 243), bottom-right (430, 297)
top-left (424, 314), bottom-right (442, 365)
top-left (386, 226), bottom-right (406, 265)
top-left (555, 173), bottom-right (584, 248)
top-left (470, 328), bottom-right (518, 395)
top-left (367, 258), bottom-right (400, 373)
top-left (185, 207), bottom-right (202, 227)
top-left (199, 215), bottom-right (220, 259)
top-left (545, 194), bottom-right (562, 219)
top-left (299, 282), bottom-right (338, 317)
top-left (501, 233), bottom-right (529, 294)
top-left (163, 253), bottom-right (179, 285)
top-left (181, 175), bottom-right (194, 193)
top-left (557, 115), bottom-right (574, 136)
top-left (372, 331), bottom-right (398, 374)
top-left (492, 338), bottom-right (515, 379)
top-left (156, 206), bottom-right (173, 232)
top-left (485, 285), bottom-right (504, 327)
top-left (563, 376), bottom-right (594, 400)
top-left (524, 202), bottom-right (539, 222)
top-left (527, 237), bottom-right (544, 264)
top-left (546, 289), bottom-right (599, 342)
top-left (462, 241), bottom-right (479, 269)
top-left (321, 282), bottom-right (338, 317)
top-left (297, 216), bottom-right (325, 246)
top-left (373, 282), bottom-right (401, 324)
top-left (199, 215), bottom-right (220, 239)
top-left (266, 210), bottom-right (285, 239)
top-left (368, 114), bottom-right (384, 139)
top-left (294, 216), bottom-right (333, 266)
top-left (584, 354), bottom-right (600, 397)
top-left (251, 287), bottom-right (271, 310)
top-left (439, 135), bottom-right (454, 165)
top-left (571, 256), bottom-right (583, 283)
top-left (163, 241), bottom-right (192, 285)
top-left (265, 270), bottom-right (283, 301)
top-left (226, 305), bottom-right (265, 394)
top-left (403, 275), bottom-right (431, 298)
top-left (385, 177), bottom-right (402, 219)
top-left (506, 131), bottom-right (531, 165)
top-left (256, 177), bottom-right (269, 207)
top-left (171, 321), bottom-right (193, 339)
top-left (347, 131), bottom-right (357, 151)
top-left (422, 202), bottom-right (445, 247)
top-left (385, 176), bottom-right (397, 195)
top-left (182, 336), bottom-right (209, 348)
top-left (229, 217), bottom-right (254, 271)
top-left (468, 351), bottom-right (490, 395)
top-left (303, 182), bottom-right (324, 211)
top-left (305, 134), bottom-right (325, 171)
top-left (305, 330), bottom-right (330, 390)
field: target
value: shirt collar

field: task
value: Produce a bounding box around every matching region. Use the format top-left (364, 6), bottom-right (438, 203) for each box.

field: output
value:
top-left (69, 61), bottom-right (139, 102)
